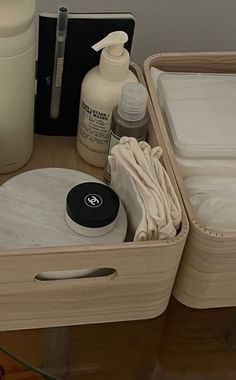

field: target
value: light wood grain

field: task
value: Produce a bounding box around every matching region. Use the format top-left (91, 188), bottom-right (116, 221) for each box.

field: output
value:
top-left (0, 64), bottom-right (188, 331)
top-left (144, 52), bottom-right (236, 309)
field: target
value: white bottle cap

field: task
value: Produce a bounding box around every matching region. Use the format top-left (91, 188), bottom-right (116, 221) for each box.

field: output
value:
top-left (118, 82), bottom-right (148, 121)
top-left (92, 31), bottom-right (130, 81)
top-left (92, 31), bottom-right (128, 56)
top-left (0, 0), bottom-right (36, 37)
top-left (0, 0), bottom-right (36, 58)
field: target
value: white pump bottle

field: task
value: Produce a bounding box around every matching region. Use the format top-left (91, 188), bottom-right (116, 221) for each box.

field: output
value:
top-left (77, 31), bottom-right (138, 167)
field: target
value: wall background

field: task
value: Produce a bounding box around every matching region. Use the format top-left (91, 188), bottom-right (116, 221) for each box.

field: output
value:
top-left (37, 0), bottom-right (235, 64)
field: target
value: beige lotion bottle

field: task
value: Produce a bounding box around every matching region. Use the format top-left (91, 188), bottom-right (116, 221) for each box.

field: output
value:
top-left (104, 82), bottom-right (149, 183)
top-left (0, 0), bottom-right (36, 173)
top-left (76, 31), bottom-right (138, 167)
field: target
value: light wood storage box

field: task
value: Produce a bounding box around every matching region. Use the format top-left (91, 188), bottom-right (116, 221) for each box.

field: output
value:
top-left (0, 63), bottom-right (188, 331)
top-left (144, 52), bottom-right (236, 309)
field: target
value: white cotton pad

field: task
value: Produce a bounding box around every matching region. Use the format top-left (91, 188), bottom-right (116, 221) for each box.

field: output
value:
top-left (184, 176), bottom-right (236, 232)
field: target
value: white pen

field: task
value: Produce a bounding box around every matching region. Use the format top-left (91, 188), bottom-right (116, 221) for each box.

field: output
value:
top-left (50, 6), bottom-right (68, 119)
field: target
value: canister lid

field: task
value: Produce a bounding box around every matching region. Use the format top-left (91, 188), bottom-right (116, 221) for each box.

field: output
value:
top-left (0, 0), bottom-right (36, 37)
top-left (66, 182), bottom-right (120, 228)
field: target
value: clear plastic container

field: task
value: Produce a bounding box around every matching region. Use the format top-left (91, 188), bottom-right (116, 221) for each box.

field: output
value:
top-left (157, 72), bottom-right (236, 159)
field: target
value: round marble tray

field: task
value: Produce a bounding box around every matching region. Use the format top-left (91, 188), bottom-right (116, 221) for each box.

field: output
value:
top-left (0, 168), bottom-right (127, 249)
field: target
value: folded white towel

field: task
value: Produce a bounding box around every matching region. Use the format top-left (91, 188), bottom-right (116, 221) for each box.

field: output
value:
top-left (109, 137), bottom-right (181, 241)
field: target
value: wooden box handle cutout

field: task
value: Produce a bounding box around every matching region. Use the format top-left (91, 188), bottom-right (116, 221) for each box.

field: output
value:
top-left (34, 268), bottom-right (117, 282)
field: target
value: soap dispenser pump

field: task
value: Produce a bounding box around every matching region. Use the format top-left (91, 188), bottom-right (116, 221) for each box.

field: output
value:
top-left (77, 31), bottom-right (138, 168)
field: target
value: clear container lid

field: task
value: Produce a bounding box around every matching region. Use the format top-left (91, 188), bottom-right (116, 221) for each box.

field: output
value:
top-left (157, 72), bottom-right (236, 159)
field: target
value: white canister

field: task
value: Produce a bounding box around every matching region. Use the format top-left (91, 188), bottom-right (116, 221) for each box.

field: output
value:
top-left (0, 0), bottom-right (36, 173)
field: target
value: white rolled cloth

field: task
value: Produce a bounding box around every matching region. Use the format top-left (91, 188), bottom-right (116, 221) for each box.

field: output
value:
top-left (109, 137), bottom-right (181, 241)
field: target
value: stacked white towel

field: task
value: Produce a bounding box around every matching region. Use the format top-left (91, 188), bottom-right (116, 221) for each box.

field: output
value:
top-left (109, 137), bottom-right (182, 241)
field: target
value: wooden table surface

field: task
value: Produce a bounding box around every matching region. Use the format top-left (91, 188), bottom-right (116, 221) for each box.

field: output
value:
top-left (0, 296), bottom-right (236, 379)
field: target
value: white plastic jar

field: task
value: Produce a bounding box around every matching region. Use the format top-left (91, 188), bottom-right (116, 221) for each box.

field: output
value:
top-left (0, 0), bottom-right (36, 173)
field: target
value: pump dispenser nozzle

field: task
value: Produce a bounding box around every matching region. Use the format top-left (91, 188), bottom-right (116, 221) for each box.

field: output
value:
top-left (91, 31), bottom-right (131, 81)
top-left (92, 31), bottom-right (128, 57)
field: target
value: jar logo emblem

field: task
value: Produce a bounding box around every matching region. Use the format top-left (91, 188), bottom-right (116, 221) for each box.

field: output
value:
top-left (84, 194), bottom-right (103, 208)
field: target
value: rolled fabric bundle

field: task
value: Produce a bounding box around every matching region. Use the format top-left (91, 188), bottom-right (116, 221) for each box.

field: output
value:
top-left (109, 137), bottom-right (181, 241)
